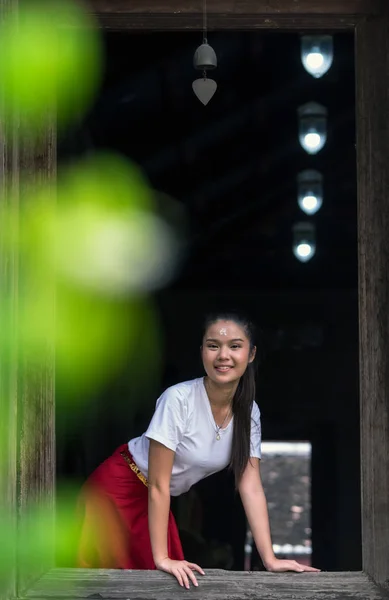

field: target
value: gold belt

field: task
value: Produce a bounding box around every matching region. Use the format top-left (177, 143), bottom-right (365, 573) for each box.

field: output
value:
top-left (120, 450), bottom-right (148, 488)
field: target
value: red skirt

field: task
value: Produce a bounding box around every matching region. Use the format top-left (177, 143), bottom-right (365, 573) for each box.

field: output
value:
top-left (77, 444), bottom-right (184, 569)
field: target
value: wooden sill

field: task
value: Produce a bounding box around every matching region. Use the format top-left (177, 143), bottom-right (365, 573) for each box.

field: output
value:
top-left (22, 569), bottom-right (388, 599)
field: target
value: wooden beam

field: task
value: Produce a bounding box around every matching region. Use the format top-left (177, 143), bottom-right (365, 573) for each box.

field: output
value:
top-left (88, 0), bottom-right (377, 15)
top-left (0, 3), bottom-right (18, 600)
top-left (356, 7), bottom-right (389, 590)
top-left (85, 0), bottom-right (379, 31)
top-left (16, 123), bottom-right (56, 595)
top-left (0, 4), bottom-right (56, 595)
top-left (23, 569), bottom-right (388, 600)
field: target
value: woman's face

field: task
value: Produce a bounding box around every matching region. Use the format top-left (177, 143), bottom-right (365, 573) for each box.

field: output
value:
top-left (201, 319), bottom-right (256, 386)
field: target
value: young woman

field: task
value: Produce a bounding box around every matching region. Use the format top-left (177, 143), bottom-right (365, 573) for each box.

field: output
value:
top-left (77, 312), bottom-right (319, 586)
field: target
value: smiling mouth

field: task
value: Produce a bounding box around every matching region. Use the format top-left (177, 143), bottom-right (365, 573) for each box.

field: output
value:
top-left (215, 366), bottom-right (233, 371)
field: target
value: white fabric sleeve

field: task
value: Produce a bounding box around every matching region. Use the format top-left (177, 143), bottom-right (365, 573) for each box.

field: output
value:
top-left (145, 386), bottom-right (188, 452)
top-left (250, 402), bottom-right (262, 458)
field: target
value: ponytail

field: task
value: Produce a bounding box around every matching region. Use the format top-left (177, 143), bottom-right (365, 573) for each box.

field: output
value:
top-left (230, 361), bottom-right (256, 487)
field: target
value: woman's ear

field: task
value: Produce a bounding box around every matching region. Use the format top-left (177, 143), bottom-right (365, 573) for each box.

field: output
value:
top-left (249, 345), bottom-right (257, 363)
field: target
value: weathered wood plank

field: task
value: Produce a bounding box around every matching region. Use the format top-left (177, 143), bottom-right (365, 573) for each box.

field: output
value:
top-left (83, 0), bottom-right (379, 30)
top-left (0, 3), bottom-right (19, 600)
top-left (16, 123), bottom-right (57, 595)
top-left (355, 8), bottom-right (389, 591)
top-left (23, 569), bottom-right (388, 600)
top-left (86, 14), bottom-right (361, 31)
top-left (0, 7), bottom-right (56, 600)
top-left (88, 0), bottom-right (376, 15)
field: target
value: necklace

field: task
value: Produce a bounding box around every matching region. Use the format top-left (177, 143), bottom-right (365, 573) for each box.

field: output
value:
top-left (204, 378), bottom-right (232, 440)
top-left (214, 409), bottom-right (231, 440)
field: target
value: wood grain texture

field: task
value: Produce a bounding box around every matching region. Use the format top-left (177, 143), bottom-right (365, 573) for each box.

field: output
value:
top-left (0, 4), bottom-right (19, 600)
top-left (355, 9), bottom-right (389, 591)
top-left (88, 14), bottom-right (360, 31)
top-left (16, 123), bottom-right (57, 594)
top-left (82, 0), bottom-right (379, 30)
top-left (87, 0), bottom-right (376, 14)
top-left (23, 569), bottom-right (389, 599)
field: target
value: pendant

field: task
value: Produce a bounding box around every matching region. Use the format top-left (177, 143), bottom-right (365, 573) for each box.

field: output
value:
top-left (216, 433), bottom-right (221, 440)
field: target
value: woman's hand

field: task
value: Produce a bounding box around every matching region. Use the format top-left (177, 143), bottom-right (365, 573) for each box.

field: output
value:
top-left (265, 558), bottom-right (321, 573)
top-left (156, 557), bottom-right (205, 588)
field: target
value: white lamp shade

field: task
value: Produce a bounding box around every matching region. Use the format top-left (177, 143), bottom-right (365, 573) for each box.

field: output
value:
top-left (301, 35), bottom-right (334, 78)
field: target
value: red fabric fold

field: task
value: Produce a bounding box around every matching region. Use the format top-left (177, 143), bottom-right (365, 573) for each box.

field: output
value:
top-left (77, 444), bottom-right (184, 569)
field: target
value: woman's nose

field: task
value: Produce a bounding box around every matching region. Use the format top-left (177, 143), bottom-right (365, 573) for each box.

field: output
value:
top-left (218, 346), bottom-right (229, 360)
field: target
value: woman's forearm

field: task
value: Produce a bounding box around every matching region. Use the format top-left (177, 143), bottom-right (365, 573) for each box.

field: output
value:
top-left (148, 485), bottom-right (171, 566)
top-left (240, 487), bottom-right (276, 568)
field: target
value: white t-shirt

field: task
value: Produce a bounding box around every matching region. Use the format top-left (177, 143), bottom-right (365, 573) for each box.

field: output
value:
top-left (128, 377), bottom-right (262, 496)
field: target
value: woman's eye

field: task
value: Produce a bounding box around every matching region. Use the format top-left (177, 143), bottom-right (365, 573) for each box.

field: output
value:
top-left (231, 345), bottom-right (241, 349)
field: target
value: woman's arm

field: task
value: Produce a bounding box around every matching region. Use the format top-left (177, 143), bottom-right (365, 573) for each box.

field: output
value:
top-left (238, 458), bottom-right (320, 573)
top-left (148, 439), bottom-right (175, 566)
top-left (148, 440), bottom-right (204, 587)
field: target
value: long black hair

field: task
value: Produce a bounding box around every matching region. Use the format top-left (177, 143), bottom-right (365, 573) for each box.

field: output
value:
top-left (202, 311), bottom-right (258, 488)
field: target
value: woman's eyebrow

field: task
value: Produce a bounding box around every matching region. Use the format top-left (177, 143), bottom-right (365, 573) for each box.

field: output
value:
top-left (205, 337), bottom-right (244, 342)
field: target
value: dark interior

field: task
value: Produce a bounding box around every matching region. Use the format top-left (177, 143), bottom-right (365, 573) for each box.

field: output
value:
top-left (56, 31), bottom-right (360, 572)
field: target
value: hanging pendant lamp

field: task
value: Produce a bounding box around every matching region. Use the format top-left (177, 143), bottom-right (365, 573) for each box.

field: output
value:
top-left (192, 0), bottom-right (217, 105)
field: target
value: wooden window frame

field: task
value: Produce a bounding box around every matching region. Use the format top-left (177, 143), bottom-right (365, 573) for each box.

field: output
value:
top-left (1, 1), bottom-right (388, 598)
